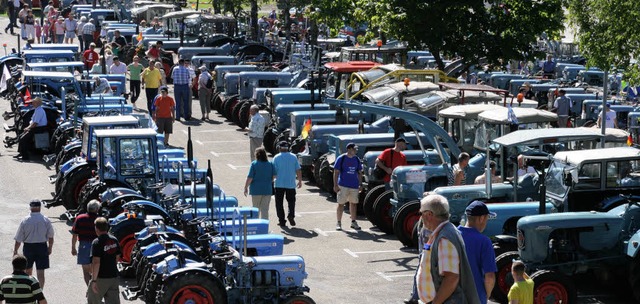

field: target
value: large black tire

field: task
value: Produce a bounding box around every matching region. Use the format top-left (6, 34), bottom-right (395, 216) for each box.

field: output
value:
top-left (491, 251), bottom-right (520, 303)
top-left (282, 295), bottom-right (317, 304)
top-left (364, 184), bottom-right (386, 224)
top-left (143, 272), bottom-right (162, 304)
top-left (213, 93), bottom-right (224, 114)
top-left (318, 157), bottom-right (335, 194)
top-left (54, 146), bottom-right (80, 173)
top-left (290, 137), bottom-right (306, 155)
top-left (393, 200), bottom-right (420, 248)
top-left (263, 127), bottom-right (279, 155)
top-left (135, 256), bottom-right (150, 287)
top-left (155, 271), bottom-right (227, 304)
top-left (274, 129), bottom-right (290, 150)
top-left (313, 154), bottom-right (327, 186)
top-left (372, 190), bottom-right (394, 234)
top-left (531, 270), bottom-right (577, 304)
top-left (51, 128), bottom-right (74, 155)
top-left (629, 255), bottom-right (640, 302)
top-left (60, 165), bottom-right (93, 210)
top-left (223, 96), bottom-right (240, 120)
top-left (231, 100), bottom-right (245, 126)
top-left (238, 101), bottom-right (251, 129)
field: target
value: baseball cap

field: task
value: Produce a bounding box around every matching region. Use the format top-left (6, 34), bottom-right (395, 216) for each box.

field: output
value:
top-left (278, 141), bottom-right (290, 148)
top-left (29, 200), bottom-right (42, 207)
top-left (346, 142), bottom-right (357, 150)
top-left (395, 137), bottom-right (407, 143)
top-left (160, 86), bottom-right (168, 92)
top-left (465, 201), bottom-right (496, 217)
top-left (606, 102), bottom-right (611, 108)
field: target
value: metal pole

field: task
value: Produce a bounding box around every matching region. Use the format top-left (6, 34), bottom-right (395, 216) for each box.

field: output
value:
top-left (601, 70), bottom-right (608, 148)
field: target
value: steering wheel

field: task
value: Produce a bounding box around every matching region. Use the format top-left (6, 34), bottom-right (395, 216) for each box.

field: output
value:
top-left (197, 231), bottom-right (220, 242)
top-left (160, 194), bottom-right (180, 203)
top-left (146, 182), bottom-right (166, 190)
top-left (187, 216), bottom-right (208, 226)
top-left (210, 250), bottom-right (235, 261)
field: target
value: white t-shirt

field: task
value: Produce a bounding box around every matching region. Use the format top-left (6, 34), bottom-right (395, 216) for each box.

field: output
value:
top-left (604, 110), bottom-right (617, 128)
top-left (109, 63), bottom-right (127, 75)
top-left (518, 166), bottom-right (536, 177)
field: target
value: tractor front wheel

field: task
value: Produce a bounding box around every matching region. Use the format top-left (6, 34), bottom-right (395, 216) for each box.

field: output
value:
top-left (60, 165), bottom-right (92, 210)
top-left (155, 271), bottom-right (226, 304)
top-left (531, 270), bottom-right (576, 304)
top-left (372, 190), bottom-right (394, 234)
top-left (393, 200), bottom-right (420, 248)
top-left (491, 251), bottom-right (520, 303)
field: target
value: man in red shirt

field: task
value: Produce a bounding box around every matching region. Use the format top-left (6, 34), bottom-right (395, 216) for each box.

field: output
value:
top-left (83, 43), bottom-right (99, 70)
top-left (153, 87), bottom-right (175, 146)
top-left (375, 137), bottom-right (408, 183)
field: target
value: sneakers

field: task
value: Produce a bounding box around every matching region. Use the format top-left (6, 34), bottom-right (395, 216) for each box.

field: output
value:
top-left (350, 221), bottom-right (361, 230)
top-left (336, 221), bottom-right (342, 231)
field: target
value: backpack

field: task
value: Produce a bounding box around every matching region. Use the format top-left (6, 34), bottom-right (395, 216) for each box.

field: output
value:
top-left (205, 77), bottom-right (214, 89)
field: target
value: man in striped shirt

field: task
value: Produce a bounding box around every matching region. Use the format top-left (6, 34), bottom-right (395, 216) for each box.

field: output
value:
top-left (71, 200), bottom-right (100, 285)
top-left (0, 255), bottom-right (47, 304)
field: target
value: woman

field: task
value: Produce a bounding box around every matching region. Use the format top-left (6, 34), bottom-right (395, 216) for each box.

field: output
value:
top-left (54, 16), bottom-right (65, 43)
top-left (127, 56), bottom-right (144, 108)
top-left (197, 65), bottom-right (212, 120)
top-left (244, 147), bottom-right (275, 224)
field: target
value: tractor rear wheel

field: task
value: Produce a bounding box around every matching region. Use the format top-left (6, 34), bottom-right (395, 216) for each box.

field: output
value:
top-left (364, 184), bottom-right (386, 225)
top-left (212, 93), bottom-right (224, 113)
top-left (238, 101), bottom-right (251, 129)
top-left (263, 127), bottom-right (279, 155)
top-left (313, 154), bottom-right (327, 186)
top-left (318, 157), bottom-right (335, 194)
top-left (55, 146), bottom-right (81, 173)
top-left (143, 272), bottom-right (162, 304)
top-left (393, 200), bottom-right (420, 248)
top-left (630, 255), bottom-right (640, 302)
top-left (282, 295), bottom-right (317, 304)
top-left (372, 190), bottom-right (394, 234)
top-left (274, 129), bottom-right (290, 150)
top-left (531, 270), bottom-right (576, 304)
top-left (223, 96), bottom-right (239, 120)
top-left (491, 251), bottom-right (520, 303)
top-left (155, 271), bottom-right (226, 304)
top-left (112, 218), bottom-right (147, 264)
top-left (60, 165), bottom-right (93, 210)
top-left (231, 100), bottom-right (245, 126)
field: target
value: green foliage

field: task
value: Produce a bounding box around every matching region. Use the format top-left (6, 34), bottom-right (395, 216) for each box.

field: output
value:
top-left (567, 0), bottom-right (640, 83)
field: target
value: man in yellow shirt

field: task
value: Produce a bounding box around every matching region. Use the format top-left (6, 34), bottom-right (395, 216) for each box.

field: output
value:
top-left (141, 60), bottom-right (163, 113)
top-left (508, 260), bottom-right (534, 304)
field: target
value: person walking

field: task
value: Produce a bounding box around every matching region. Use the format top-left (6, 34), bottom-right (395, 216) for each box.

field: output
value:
top-left (141, 60), bottom-right (162, 113)
top-left (508, 261), bottom-right (534, 304)
top-left (63, 14), bottom-right (78, 44)
top-left (449, 152), bottom-right (470, 185)
top-left (127, 56), bottom-right (144, 108)
top-left (82, 43), bottom-right (99, 71)
top-left (171, 58), bottom-right (191, 121)
top-left (81, 19), bottom-right (96, 51)
top-left (0, 255), bottom-right (47, 304)
top-left (458, 201), bottom-right (497, 304)
top-left (76, 16), bottom-right (86, 49)
top-left (15, 97), bottom-right (47, 161)
top-left (87, 217), bottom-right (121, 304)
top-left (552, 89), bottom-right (573, 128)
top-left (333, 142), bottom-right (363, 231)
top-left (71, 200), bottom-right (100, 286)
top-left (244, 147), bottom-right (275, 224)
top-left (23, 9), bottom-right (35, 41)
top-left (109, 56), bottom-right (126, 75)
top-left (375, 137), bottom-right (408, 184)
top-left (4, 0), bottom-right (20, 35)
top-left (153, 87), bottom-right (175, 146)
top-left (247, 105), bottom-right (265, 161)
top-left (13, 200), bottom-right (55, 290)
top-left (272, 141), bottom-right (302, 227)
top-left (54, 17), bottom-right (64, 44)
top-left (197, 65), bottom-right (212, 120)
top-left (415, 194), bottom-right (480, 304)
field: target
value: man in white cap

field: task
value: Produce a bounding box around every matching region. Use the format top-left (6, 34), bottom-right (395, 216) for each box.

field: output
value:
top-left (14, 199), bottom-right (55, 289)
top-left (15, 97), bottom-right (47, 161)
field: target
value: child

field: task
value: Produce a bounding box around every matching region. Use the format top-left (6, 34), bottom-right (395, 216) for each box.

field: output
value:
top-left (42, 20), bottom-right (50, 43)
top-left (34, 20), bottom-right (41, 44)
top-left (508, 260), bottom-right (534, 304)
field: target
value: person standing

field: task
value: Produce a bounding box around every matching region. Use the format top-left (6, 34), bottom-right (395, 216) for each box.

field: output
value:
top-left (553, 89), bottom-right (573, 128)
top-left (82, 43), bottom-right (99, 71)
top-left (449, 152), bottom-right (470, 186)
top-left (76, 16), bottom-right (86, 49)
top-left (458, 201), bottom-right (497, 304)
top-left (597, 103), bottom-right (618, 129)
top-left (415, 194), bottom-right (480, 304)
top-left (333, 142), bottom-right (363, 230)
top-left (153, 87), bottom-right (175, 146)
top-left (0, 255), bottom-right (47, 304)
top-left (18, 5), bottom-right (28, 40)
top-left (375, 137), bottom-right (408, 184)
top-left (273, 141), bottom-right (302, 227)
top-left (127, 56), bottom-right (144, 108)
top-left (87, 217), bottom-right (121, 304)
top-left (508, 261), bottom-right (534, 304)
top-left (23, 9), bottom-right (35, 41)
top-left (15, 97), bottom-right (47, 161)
top-left (13, 200), bottom-right (55, 290)
top-left (71, 200), bottom-right (100, 285)
top-left (110, 30), bottom-right (126, 49)
top-left (171, 58), bottom-right (191, 121)
top-left (109, 56), bottom-right (126, 75)
top-left (247, 105), bottom-right (265, 161)
top-left (197, 65), bottom-right (212, 120)
top-left (141, 60), bottom-right (162, 113)
top-left (244, 147), bottom-right (275, 223)
top-left (63, 14), bottom-right (77, 44)
top-left (542, 54), bottom-right (556, 78)
top-left (185, 59), bottom-right (196, 118)
top-left (82, 19), bottom-right (96, 51)
top-left (4, 0), bottom-right (20, 35)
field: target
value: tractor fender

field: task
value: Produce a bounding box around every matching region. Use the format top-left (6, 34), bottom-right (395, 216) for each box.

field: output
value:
top-left (62, 162), bottom-right (91, 179)
top-left (492, 234), bottom-right (518, 256)
top-left (628, 231), bottom-right (640, 258)
top-left (62, 140), bottom-right (82, 152)
top-left (121, 200), bottom-right (171, 221)
top-left (164, 265), bottom-right (222, 283)
top-left (100, 187), bottom-right (141, 202)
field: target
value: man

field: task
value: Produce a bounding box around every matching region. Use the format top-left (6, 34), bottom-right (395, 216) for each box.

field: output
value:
top-left (82, 19), bottom-right (96, 51)
top-left (76, 16), bottom-right (86, 50)
top-left (474, 161), bottom-right (501, 184)
top-left (153, 87), bottom-right (175, 146)
top-left (0, 255), bottom-right (47, 304)
top-left (63, 14), bottom-right (78, 44)
top-left (375, 137), bottom-right (408, 184)
top-left (247, 105), bottom-right (266, 161)
top-left (508, 260), bottom-right (533, 304)
top-left (185, 59), bottom-right (196, 118)
top-left (449, 152), bottom-right (470, 186)
top-left (87, 217), bottom-right (121, 304)
top-left (458, 201), bottom-right (497, 304)
top-left (15, 97), bottom-right (48, 161)
top-left (93, 76), bottom-right (113, 95)
top-left (542, 54), bottom-right (556, 78)
top-left (71, 200), bottom-right (100, 285)
top-left (197, 65), bottom-right (212, 120)
top-left (4, 0), bottom-right (20, 35)
top-left (553, 89), bottom-right (572, 128)
top-left (597, 103), bottom-right (618, 129)
top-left (333, 142), bottom-right (363, 230)
top-left (111, 30), bottom-right (126, 49)
top-left (13, 200), bottom-right (55, 290)
top-left (171, 58), bottom-right (191, 121)
top-left (415, 194), bottom-right (479, 304)
top-left (109, 56), bottom-right (126, 75)
top-left (273, 141), bottom-right (302, 227)
top-left (83, 43), bottom-right (99, 70)
top-left (141, 60), bottom-right (163, 113)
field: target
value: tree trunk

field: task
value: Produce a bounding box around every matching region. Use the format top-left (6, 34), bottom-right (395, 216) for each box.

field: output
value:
top-left (212, 0), bottom-right (221, 14)
top-left (250, 0), bottom-right (258, 41)
top-left (433, 50), bottom-right (445, 71)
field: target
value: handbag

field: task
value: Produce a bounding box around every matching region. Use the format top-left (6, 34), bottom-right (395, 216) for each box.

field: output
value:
top-left (373, 149), bottom-right (393, 180)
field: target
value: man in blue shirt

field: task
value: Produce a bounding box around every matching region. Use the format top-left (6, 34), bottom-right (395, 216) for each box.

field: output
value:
top-left (16, 97), bottom-right (48, 161)
top-left (542, 54), bottom-right (556, 78)
top-left (333, 142), bottom-right (363, 230)
top-left (458, 201), bottom-right (497, 304)
top-left (273, 141), bottom-right (302, 227)
top-left (171, 58), bottom-right (192, 121)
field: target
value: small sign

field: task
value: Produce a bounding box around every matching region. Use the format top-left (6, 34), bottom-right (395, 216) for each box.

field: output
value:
top-left (406, 170), bottom-right (427, 183)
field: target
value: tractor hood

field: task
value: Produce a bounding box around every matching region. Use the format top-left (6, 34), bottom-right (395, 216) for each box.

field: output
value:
top-left (518, 210), bottom-right (624, 232)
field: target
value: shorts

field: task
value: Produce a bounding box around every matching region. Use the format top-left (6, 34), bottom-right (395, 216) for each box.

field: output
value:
top-left (65, 31), bottom-right (77, 39)
top-left (23, 243), bottom-right (50, 270)
top-left (156, 117), bottom-right (173, 134)
top-left (337, 185), bottom-right (359, 205)
top-left (77, 240), bottom-right (92, 265)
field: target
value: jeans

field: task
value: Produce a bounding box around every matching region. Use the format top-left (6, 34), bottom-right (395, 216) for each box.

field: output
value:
top-left (274, 187), bottom-right (296, 223)
top-left (174, 84), bottom-right (190, 119)
top-left (6, 4), bottom-right (17, 30)
top-left (56, 34), bottom-right (64, 43)
top-left (83, 34), bottom-right (94, 51)
top-left (130, 80), bottom-right (140, 103)
top-left (145, 87), bottom-right (158, 113)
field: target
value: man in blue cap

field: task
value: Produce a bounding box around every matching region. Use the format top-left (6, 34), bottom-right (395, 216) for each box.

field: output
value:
top-left (458, 201), bottom-right (497, 304)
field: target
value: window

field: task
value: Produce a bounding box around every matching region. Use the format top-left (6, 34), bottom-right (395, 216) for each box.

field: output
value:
top-left (575, 163), bottom-right (601, 190)
top-left (119, 138), bottom-right (155, 176)
top-left (606, 160), bottom-right (640, 188)
top-left (101, 137), bottom-right (117, 179)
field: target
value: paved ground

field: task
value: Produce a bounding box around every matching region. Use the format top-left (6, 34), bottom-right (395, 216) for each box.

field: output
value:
top-left (0, 16), bottom-right (635, 304)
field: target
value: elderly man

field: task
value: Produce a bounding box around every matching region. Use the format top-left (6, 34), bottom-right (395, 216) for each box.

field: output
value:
top-left (71, 200), bottom-right (101, 285)
top-left (15, 97), bottom-right (47, 161)
top-left (415, 194), bottom-right (479, 304)
top-left (14, 200), bottom-right (55, 290)
top-left (247, 105), bottom-right (265, 161)
top-left (171, 58), bottom-right (191, 121)
top-left (82, 19), bottom-right (96, 51)
top-left (93, 76), bottom-right (113, 95)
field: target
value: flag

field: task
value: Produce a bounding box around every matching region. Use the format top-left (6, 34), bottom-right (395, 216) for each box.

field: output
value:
top-left (136, 32), bottom-right (143, 42)
top-left (628, 134), bottom-right (633, 146)
top-left (507, 105), bottom-right (518, 125)
top-left (23, 88), bottom-right (31, 103)
top-left (0, 64), bottom-right (10, 93)
top-left (301, 118), bottom-right (312, 139)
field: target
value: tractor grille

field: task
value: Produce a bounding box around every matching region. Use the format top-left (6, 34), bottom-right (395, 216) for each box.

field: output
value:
top-left (517, 229), bottom-right (525, 250)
